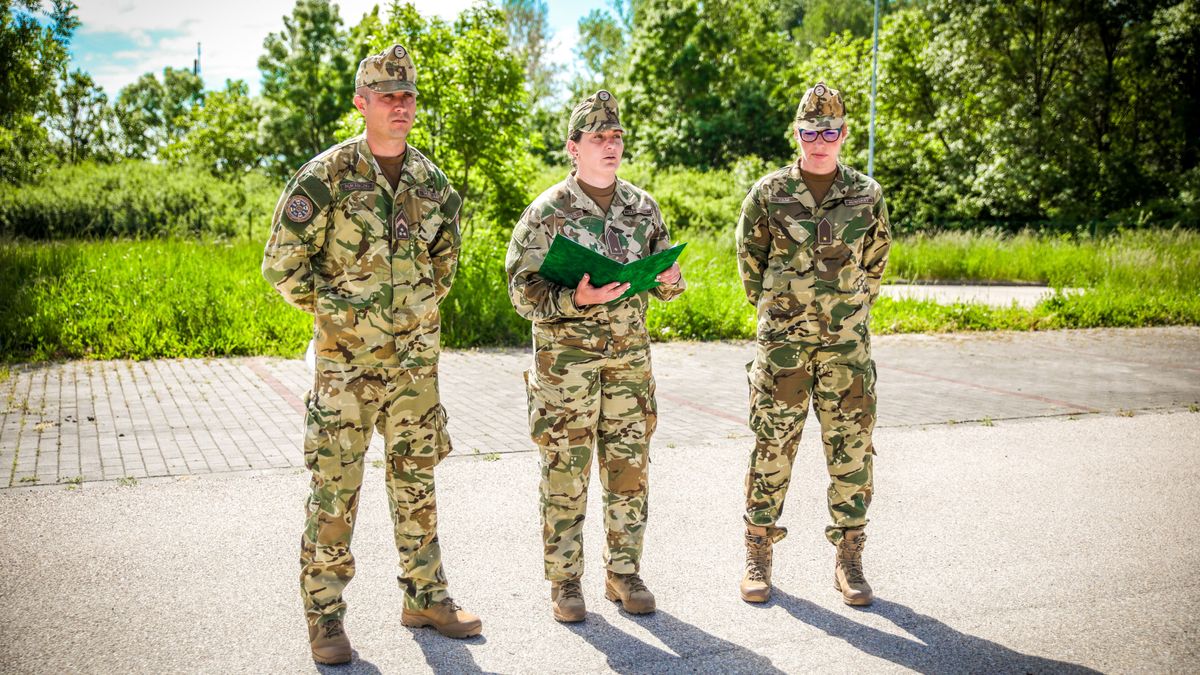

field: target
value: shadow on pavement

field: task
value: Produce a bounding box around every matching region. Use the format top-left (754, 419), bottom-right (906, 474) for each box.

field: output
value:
top-left (565, 609), bottom-right (784, 674)
top-left (772, 589), bottom-right (1100, 674)
top-left (406, 628), bottom-right (492, 675)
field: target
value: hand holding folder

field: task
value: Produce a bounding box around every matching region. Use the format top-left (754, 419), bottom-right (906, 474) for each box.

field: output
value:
top-left (537, 234), bottom-right (687, 302)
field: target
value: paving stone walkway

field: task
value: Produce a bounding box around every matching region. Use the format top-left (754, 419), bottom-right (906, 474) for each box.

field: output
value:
top-left (2, 327), bottom-right (1197, 488)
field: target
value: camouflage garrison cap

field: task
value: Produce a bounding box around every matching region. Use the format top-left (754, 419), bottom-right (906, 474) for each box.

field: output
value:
top-left (567, 90), bottom-right (623, 137)
top-left (355, 44), bottom-right (417, 94)
top-left (795, 82), bottom-right (845, 131)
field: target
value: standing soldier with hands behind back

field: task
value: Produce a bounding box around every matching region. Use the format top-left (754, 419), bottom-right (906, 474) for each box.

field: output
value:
top-left (506, 90), bottom-right (684, 623)
top-left (262, 44), bottom-right (481, 665)
top-left (737, 83), bottom-right (891, 607)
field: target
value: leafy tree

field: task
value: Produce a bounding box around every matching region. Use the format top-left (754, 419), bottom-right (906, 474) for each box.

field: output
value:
top-left (112, 67), bottom-right (203, 159)
top-left (0, 0), bottom-right (78, 182)
top-left (502, 0), bottom-right (555, 103)
top-left (624, 0), bottom-right (793, 167)
top-left (502, 0), bottom-right (562, 160)
top-left (571, 2), bottom-right (631, 99)
top-left (46, 69), bottom-right (114, 163)
top-left (162, 79), bottom-right (263, 177)
top-left (259, 0), bottom-right (353, 174)
top-left (787, 0), bottom-right (875, 53)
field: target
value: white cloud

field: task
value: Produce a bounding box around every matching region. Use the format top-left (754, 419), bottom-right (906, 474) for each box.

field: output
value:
top-left (74, 0), bottom-right (478, 96)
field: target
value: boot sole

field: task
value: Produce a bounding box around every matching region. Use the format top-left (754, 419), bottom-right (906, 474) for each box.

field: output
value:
top-left (400, 614), bottom-right (483, 639)
top-left (311, 651), bottom-right (352, 666)
top-left (604, 586), bottom-right (656, 614)
top-left (552, 607), bottom-right (586, 623)
top-left (740, 588), bottom-right (770, 603)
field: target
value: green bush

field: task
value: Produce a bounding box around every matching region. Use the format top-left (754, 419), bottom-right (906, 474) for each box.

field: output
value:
top-left (0, 161), bottom-right (279, 239)
top-left (2, 226), bottom-right (1197, 363)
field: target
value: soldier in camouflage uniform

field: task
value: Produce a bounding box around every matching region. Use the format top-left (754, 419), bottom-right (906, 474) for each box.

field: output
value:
top-left (262, 44), bottom-right (481, 664)
top-left (505, 90), bottom-right (685, 623)
top-left (736, 82), bottom-right (891, 607)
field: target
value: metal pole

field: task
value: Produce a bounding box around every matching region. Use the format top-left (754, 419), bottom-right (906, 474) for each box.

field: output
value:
top-left (868, 0), bottom-right (880, 177)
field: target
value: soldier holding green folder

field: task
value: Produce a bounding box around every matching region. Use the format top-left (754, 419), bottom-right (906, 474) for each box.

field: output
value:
top-left (504, 89), bottom-right (685, 623)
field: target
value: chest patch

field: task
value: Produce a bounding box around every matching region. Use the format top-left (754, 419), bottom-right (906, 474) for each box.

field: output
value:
top-left (605, 229), bottom-right (626, 257)
top-left (393, 212), bottom-right (411, 241)
top-left (844, 195), bottom-right (873, 207)
top-left (416, 186), bottom-right (440, 201)
top-left (340, 180), bottom-right (374, 192)
top-left (817, 218), bottom-right (834, 245)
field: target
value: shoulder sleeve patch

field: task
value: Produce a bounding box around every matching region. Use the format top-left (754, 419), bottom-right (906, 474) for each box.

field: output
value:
top-left (285, 194), bottom-right (315, 223)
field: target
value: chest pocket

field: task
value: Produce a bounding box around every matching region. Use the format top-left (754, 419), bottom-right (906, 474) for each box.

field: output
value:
top-left (403, 186), bottom-right (445, 245)
top-left (767, 196), bottom-right (815, 248)
top-left (612, 204), bottom-right (658, 262)
top-left (551, 209), bottom-right (605, 255)
top-left (326, 190), bottom-right (389, 261)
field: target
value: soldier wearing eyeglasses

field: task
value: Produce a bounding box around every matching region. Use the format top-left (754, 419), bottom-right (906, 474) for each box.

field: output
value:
top-left (735, 82), bottom-right (891, 607)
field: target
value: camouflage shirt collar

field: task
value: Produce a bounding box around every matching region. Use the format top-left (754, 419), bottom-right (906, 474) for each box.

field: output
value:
top-left (565, 171), bottom-right (626, 217)
top-left (789, 161), bottom-right (852, 206)
top-left (354, 135), bottom-right (429, 194)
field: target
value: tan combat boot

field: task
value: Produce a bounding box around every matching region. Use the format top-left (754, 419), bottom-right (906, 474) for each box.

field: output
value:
top-left (740, 524), bottom-right (775, 603)
top-left (307, 618), bottom-right (351, 665)
top-left (834, 529), bottom-right (874, 606)
top-left (604, 572), bottom-right (656, 614)
top-left (551, 578), bottom-right (586, 622)
top-left (401, 598), bottom-right (483, 638)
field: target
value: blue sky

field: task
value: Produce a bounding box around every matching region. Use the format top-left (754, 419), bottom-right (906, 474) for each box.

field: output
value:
top-left (69, 0), bottom-right (610, 98)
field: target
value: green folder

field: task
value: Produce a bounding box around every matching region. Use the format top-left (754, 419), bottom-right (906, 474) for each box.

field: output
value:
top-left (538, 234), bottom-right (687, 302)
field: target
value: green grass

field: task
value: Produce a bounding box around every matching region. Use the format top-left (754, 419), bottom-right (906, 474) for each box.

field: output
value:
top-left (1, 228), bottom-right (1197, 362)
top-left (652, 228), bottom-right (1200, 338)
top-left (0, 238), bottom-right (309, 361)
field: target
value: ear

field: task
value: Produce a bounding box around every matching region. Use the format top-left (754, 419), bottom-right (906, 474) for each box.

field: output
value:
top-left (566, 139), bottom-right (578, 157)
top-left (353, 95), bottom-right (367, 116)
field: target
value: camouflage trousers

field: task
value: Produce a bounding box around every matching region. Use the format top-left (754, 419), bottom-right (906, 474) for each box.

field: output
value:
top-left (744, 337), bottom-right (877, 545)
top-left (300, 361), bottom-right (453, 626)
top-left (524, 337), bottom-right (657, 582)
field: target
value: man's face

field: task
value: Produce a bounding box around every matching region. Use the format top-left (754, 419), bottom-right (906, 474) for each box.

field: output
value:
top-left (797, 124), bottom-right (847, 171)
top-left (569, 129), bottom-right (624, 177)
top-left (354, 89), bottom-right (416, 143)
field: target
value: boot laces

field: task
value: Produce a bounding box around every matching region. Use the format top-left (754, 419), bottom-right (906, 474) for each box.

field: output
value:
top-left (839, 535), bottom-right (867, 584)
top-left (558, 579), bottom-right (583, 600)
top-left (438, 598), bottom-right (463, 612)
top-left (746, 536), bottom-right (771, 582)
top-left (841, 558), bottom-right (866, 584)
top-left (321, 620), bottom-right (345, 638)
top-left (620, 573), bottom-right (649, 593)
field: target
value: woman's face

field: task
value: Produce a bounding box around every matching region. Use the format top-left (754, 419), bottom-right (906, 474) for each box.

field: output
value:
top-left (569, 129), bottom-right (624, 179)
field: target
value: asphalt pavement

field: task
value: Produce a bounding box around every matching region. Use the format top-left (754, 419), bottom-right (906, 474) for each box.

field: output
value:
top-left (1, 327), bottom-right (1198, 673)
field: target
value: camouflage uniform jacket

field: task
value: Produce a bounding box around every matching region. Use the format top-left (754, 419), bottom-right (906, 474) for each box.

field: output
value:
top-left (737, 162), bottom-right (891, 344)
top-left (506, 173), bottom-right (685, 348)
top-left (262, 135), bottom-right (462, 369)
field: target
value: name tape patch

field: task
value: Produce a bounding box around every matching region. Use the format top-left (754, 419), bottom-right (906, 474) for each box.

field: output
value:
top-left (340, 180), bottom-right (374, 192)
top-left (844, 196), bottom-right (873, 206)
